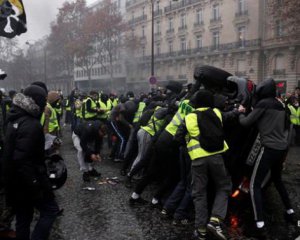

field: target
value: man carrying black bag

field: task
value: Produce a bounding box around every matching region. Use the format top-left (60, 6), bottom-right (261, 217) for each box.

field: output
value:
top-left (175, 90), bottom-right (242, 240)
top-left (2, 85), bottom-right (60, 240)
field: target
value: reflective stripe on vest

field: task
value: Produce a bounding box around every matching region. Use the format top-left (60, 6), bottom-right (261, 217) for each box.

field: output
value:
top-left (84, 98), bottom-right (98, 119)
top-left (165, 99), bottom-right (194, 136)
top-left (133, 102), bottom-right (146, 123)
top-left (186, 108), bottom-right (228, 160)
top-left (288, 104), bottom-right (300, 125)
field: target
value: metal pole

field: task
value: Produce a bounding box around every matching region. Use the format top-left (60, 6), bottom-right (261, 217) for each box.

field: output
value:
top-left (44, 48), bottom-right (47, 85)
top-left (151, 0), bottom-right (154, 77)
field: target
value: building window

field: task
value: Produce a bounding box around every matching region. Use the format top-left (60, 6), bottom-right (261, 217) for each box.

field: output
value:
top-left (168, 18), bottom-right (173, 30)
top-left (238, 26), bottom-right (246, 47)
top-left (196, 35), bottom-right (202, 49)
top-left (131, 11), bottom-right (134, 20)
top-left (180, 38), bottom-right (186, 51)
top-left (212, 4), bottom-right (220, 20)
top-left (142, 25), bottom-right (145, 37)
top-left (238, 0), bottom-right (245, 13)
top-left (156, 21), bottom-right (160, 34)
top-left (156, 43), bottom-right (161, 55)
top-left (212, 31), bottom-right (220, 49)
top-left (275, 20), bottom-right (284, 37)
top-left (142, 46), bottom-right (145, 57)
top-left (196, 9), bottom-right (203, 24)
top-left (142, 6), bottom-right (145, 17)
top-left (168, 41), bottom-right (173, 53)
top-left (180, 13), bottom-right (186, 28)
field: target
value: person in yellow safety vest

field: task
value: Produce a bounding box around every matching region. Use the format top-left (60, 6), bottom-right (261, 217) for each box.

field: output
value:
top-left (64, 96), bottom-right (72, 125)
top-left (83, 91), bottom-right (101, 121)
top-left (174, 90), bottom-right (243, 240)
top-left (41, 91), bottom-right (61, 136)
top-left (109, 93), bottom-right (118, 108)
top-left (97, 93), bottom-right (112, 121)
top-left (287, 96), bottom-right (300, 145)
top-left (125, 105), bottom-right (169, 187)
top-left (53, 95), bottom-right (63, 124)
top-left (132, 101), bottom-right (146, 125)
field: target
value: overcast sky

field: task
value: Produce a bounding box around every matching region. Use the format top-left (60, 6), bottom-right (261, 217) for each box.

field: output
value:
top-left (17, 0), bottom-right (98, 46)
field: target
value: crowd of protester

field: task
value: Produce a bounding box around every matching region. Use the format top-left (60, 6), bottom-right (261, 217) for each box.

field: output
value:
top-left (0, 67), bottom-right (299, 240)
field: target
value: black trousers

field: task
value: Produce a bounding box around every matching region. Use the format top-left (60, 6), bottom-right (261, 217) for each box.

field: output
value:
top-left (250, 147), bottom-right (292, 221)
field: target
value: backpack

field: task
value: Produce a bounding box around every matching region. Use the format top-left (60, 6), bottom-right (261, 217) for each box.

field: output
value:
top-left (195, 108), bottom-right (225, 152)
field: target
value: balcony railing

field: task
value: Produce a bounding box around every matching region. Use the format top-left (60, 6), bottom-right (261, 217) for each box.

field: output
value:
top-left (166, 75), bottom-right (174, 80)
top-left (139, 39), bottom-right (261, 61)
top-left (273, 69), bottom-right (286, 75)
top-left (126, 0), bottom-right (145, 8)
top-left (164, 0), bottom-right (200, 13)
top-left (235, 10), bottom-right (248, 17)
top-left (178, 25), bottom-right (187, 31)
top-left (128, 15), bottom-right (147, 25)
top-left (166, 28), bottom-right (175, 34)
top-left (210, 17), bottom-right (221, 24)
top-left (178, 74), bottom-right (187, 79)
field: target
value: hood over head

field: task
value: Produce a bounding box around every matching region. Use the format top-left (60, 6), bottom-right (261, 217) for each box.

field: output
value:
top-left (255, 78), bottom-right (276, 100)
top-left (12, 93), bottom-right (42, 118)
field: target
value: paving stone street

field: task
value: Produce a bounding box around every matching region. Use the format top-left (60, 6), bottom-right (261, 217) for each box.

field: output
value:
top-left (50, 128), bottom-right (300, 240)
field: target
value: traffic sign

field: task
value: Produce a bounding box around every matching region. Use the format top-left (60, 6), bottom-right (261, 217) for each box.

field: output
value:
top-left (149, 76), bottom-right (157, 85)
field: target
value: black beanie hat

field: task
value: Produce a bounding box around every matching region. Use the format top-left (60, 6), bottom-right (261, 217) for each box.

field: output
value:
top-left (31, 81), bottom-right (48, 93)
top-left (190, 90), bottom-right (214, 108)
top-left (24, 85), bottom-right (47, 112)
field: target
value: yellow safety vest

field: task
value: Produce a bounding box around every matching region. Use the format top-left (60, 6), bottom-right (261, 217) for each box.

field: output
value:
top-left (84, 97), bottom-right (98, 119)
top-left (141, 106), bottom-right (165, 136)
top-left (65, 99), bottom-right (71, 111)
top-left (98, 100), bottom-right (111, 120)
top-left (288, 104), bottom-right (300, 125)
top-left (110, 98), bottom-right (118, 108)
top-left (75, 99), bottom-right (83, 119)
top-left (185, 108), bottom-right (229, 160)
top-left (40, 103), bottom-right (60, 133)
top-left (165, 99), bottom-right (194, 136)
top-left (133, 102), bottom-right (146, 123)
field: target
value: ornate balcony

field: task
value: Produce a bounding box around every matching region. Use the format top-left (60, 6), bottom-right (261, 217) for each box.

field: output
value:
top-left (273, 69), bottom-right (286, 75)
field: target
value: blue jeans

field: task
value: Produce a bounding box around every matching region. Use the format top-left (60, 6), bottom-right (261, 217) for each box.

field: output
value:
top-left (15, 198), bottom-right (59, 240)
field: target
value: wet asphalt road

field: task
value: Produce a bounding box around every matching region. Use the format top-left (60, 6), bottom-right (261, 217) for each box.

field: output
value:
top-left (50, 128), bottom-right (300, 240)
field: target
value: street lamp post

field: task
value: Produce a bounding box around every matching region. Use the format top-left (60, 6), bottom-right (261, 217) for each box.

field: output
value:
top-left (150, 0), bottom-right (177, 86)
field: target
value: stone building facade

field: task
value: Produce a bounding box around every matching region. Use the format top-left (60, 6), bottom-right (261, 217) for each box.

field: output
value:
top-left (125, 0), bottom-right (300, 94)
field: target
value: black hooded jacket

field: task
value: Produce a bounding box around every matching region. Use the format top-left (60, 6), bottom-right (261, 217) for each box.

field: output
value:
top-left (239, 79), bottom-right (289, 150)
top-left (2, 93), bottom-right (53, 207)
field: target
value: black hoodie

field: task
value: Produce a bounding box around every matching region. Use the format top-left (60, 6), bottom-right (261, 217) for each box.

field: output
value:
top-left (239, 79), bottom-right (289, 150)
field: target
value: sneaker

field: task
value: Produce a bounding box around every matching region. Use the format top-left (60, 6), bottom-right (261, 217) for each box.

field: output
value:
top-left (207, 219), bottom-right (227, 240)
top-left (172, 218), bottom-right (190, 226)
top-left (160, 208), bottom-right (173, 219)
top-left (129, 197), bottom-right (148, 206)
top-left (114, 158), bottom-right (123, 162)
top-left (193, 229), bottom-right (207, 240)
top-left (89, 169), bottom-right (101, 177)
top-left (83, 172), bottom-right (90, 182)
